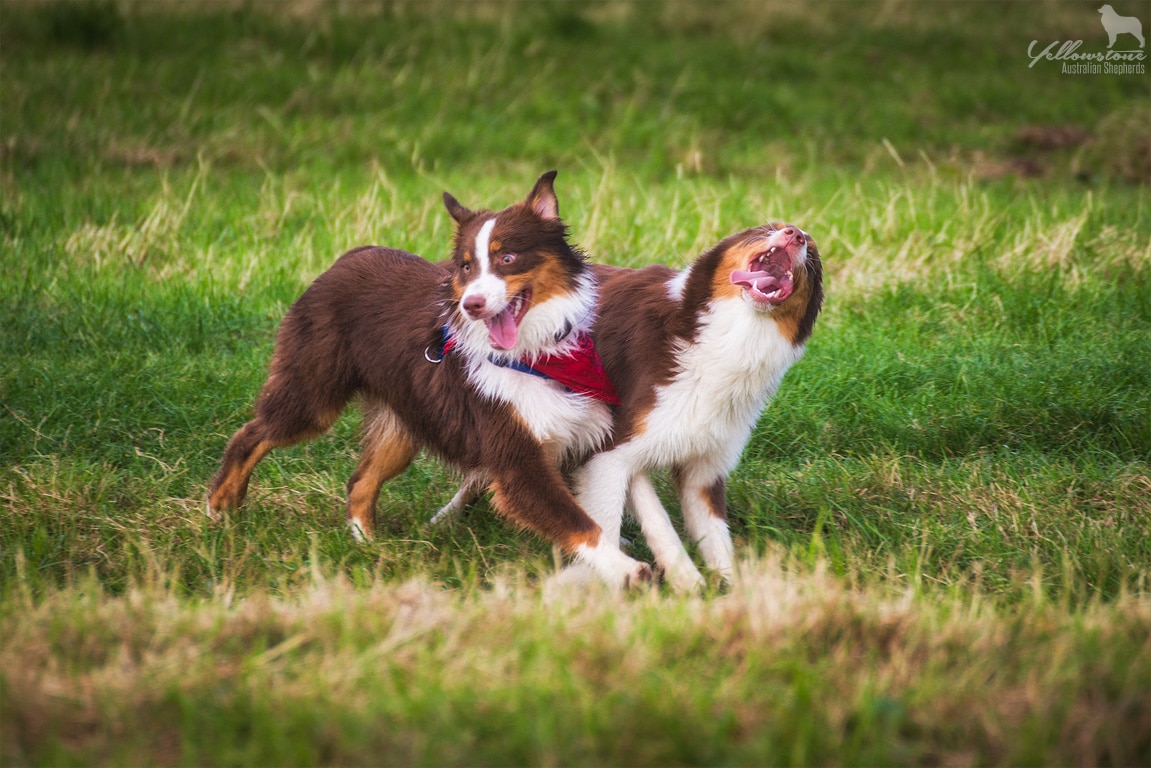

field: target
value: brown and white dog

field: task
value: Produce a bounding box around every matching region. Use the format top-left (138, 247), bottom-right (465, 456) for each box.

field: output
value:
top-left (207, 172), bottom-right (651, 587)
top-left (572, 223), bottom-right (823, 590)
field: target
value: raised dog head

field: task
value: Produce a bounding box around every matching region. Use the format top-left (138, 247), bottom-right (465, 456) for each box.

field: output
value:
top-left (442, 171), bottom-right (594, 360)
top-left (678, 222), bottom-right (823, 346)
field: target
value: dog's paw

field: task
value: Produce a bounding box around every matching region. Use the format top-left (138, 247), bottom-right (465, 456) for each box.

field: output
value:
top-left (661, 563), bottom-right (706, 593)
top-left (624, 561), bottom-right (655, 590)
top-left (575, 539), bottom-right (655, 591)
top-left (428, 503), bottom-right (460, 526)
top-left (547, 559), bottom-right (653, 597)
top-left (347, 518), bottom-right (373, 543)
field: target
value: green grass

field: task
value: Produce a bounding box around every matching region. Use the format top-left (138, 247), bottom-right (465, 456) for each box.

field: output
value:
top-left (2, 1), bottom-right (1149, 765)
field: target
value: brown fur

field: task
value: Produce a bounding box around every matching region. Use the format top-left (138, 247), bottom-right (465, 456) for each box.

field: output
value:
top-left (207, 175), bottom-right (608, 554)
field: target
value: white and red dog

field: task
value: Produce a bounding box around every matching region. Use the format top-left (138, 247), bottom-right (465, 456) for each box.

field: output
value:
top-left (207, 172), bottom-right (651, 588)
top-left (578, 223), bottom-right (823, 590)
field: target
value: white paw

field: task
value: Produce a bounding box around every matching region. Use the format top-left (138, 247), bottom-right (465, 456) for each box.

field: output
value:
top-left (545, 561), bottom-right (600, 590)
top-left (693, 522), bottom-right (736, 584)
top-left (429, 503), bottom-right (460, 526)
top-left (625, 561), bottom-right (655, 589)
top-left (575, 540), bottom-right (653, 590)
top-left (431, 476), bottom-right (485, 526)
top-left (661, 562), bottom-right (706, 593)
top-left (712, 563), bottom-right (736, 585)
top-left (348, 518), bottom-right (371, 543)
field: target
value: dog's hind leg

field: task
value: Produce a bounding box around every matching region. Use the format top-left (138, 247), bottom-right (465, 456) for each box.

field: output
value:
top-left (208, 367), bottom-right (347, 518)
top-left (207, 411), bottom-right (337, 517)
top-left (430, 471), bottom-right (488, 526)
top-left (674, 464), bottom-right (735, 584)
top-left (347, 405), bottom-right (417, 541)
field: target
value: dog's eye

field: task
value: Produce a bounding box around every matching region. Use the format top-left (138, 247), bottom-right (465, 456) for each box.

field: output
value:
top-left (461, 262), bottom-right (471, 273)
top-left (501, 253), bottom-right (516, 265)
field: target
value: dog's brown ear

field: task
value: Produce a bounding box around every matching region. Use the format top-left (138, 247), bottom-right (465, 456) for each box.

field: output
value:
top-left (443, 192), bottom-right (473, 224)
top-left (525, 170), bottom-right (559, 221)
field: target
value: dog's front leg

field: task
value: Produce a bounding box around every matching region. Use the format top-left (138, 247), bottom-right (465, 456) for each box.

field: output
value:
top-left (347, 408), bottom-right (418, 541)
top-left (569, 450), bottom-right (660, 589)
top-left (627, 472), bottom-right (705, 592)
top-left (491, 459), bottom-right (652, 590)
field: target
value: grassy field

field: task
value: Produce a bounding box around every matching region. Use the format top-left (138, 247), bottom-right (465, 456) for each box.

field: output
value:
top-left (2, 1), bottom-right (1149, 765)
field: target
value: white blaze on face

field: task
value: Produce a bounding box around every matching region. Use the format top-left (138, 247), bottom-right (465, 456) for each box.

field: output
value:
top-left (458, 216), bottom-right (525, 351)
top-left (472, 217), bottom-right (495, 278)
top-left (460, 218), bottom-right (504, 316)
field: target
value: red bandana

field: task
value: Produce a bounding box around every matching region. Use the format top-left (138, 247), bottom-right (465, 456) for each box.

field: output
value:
top-left (441, 329), bottom-right (621, 405)
top-left (530, 332), bottom-right (621, 405)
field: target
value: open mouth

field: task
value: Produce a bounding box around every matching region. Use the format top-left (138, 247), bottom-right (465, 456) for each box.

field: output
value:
top-left (730, 246), bottom-right (795, 305)
top-left (485, 286), bottom-right (532, 350)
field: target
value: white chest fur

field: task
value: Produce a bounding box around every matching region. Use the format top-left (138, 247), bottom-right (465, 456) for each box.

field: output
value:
top-left (637, 296), bottom-right (805, 472)
top-left (466, 359), bottom-right (613, 461)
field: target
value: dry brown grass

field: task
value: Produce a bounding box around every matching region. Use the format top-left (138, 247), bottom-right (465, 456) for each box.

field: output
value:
top-left (3, 554), bottom-right (1148, 766)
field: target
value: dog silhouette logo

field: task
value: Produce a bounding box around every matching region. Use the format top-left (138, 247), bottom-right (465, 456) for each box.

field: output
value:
top-left (1098, 5), bottom-right (1146, 48)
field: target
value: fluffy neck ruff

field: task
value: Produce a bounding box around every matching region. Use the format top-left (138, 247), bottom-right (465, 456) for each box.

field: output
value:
top-left (447, 269), bottom-right (598, 364)
top-left (434, 272), bottom-right (619, 404)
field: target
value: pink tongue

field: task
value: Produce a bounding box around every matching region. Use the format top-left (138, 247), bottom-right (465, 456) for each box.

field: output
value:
top-left (730, 270), bottom-right (778, 293)
top-left (486, 306), bottom-right (519, 350)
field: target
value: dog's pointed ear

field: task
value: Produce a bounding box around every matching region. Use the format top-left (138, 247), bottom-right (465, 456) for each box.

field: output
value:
top-left (443, 192), bottom-right (472, 224)
top-left (525, 170), bottom-right (559, 221)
